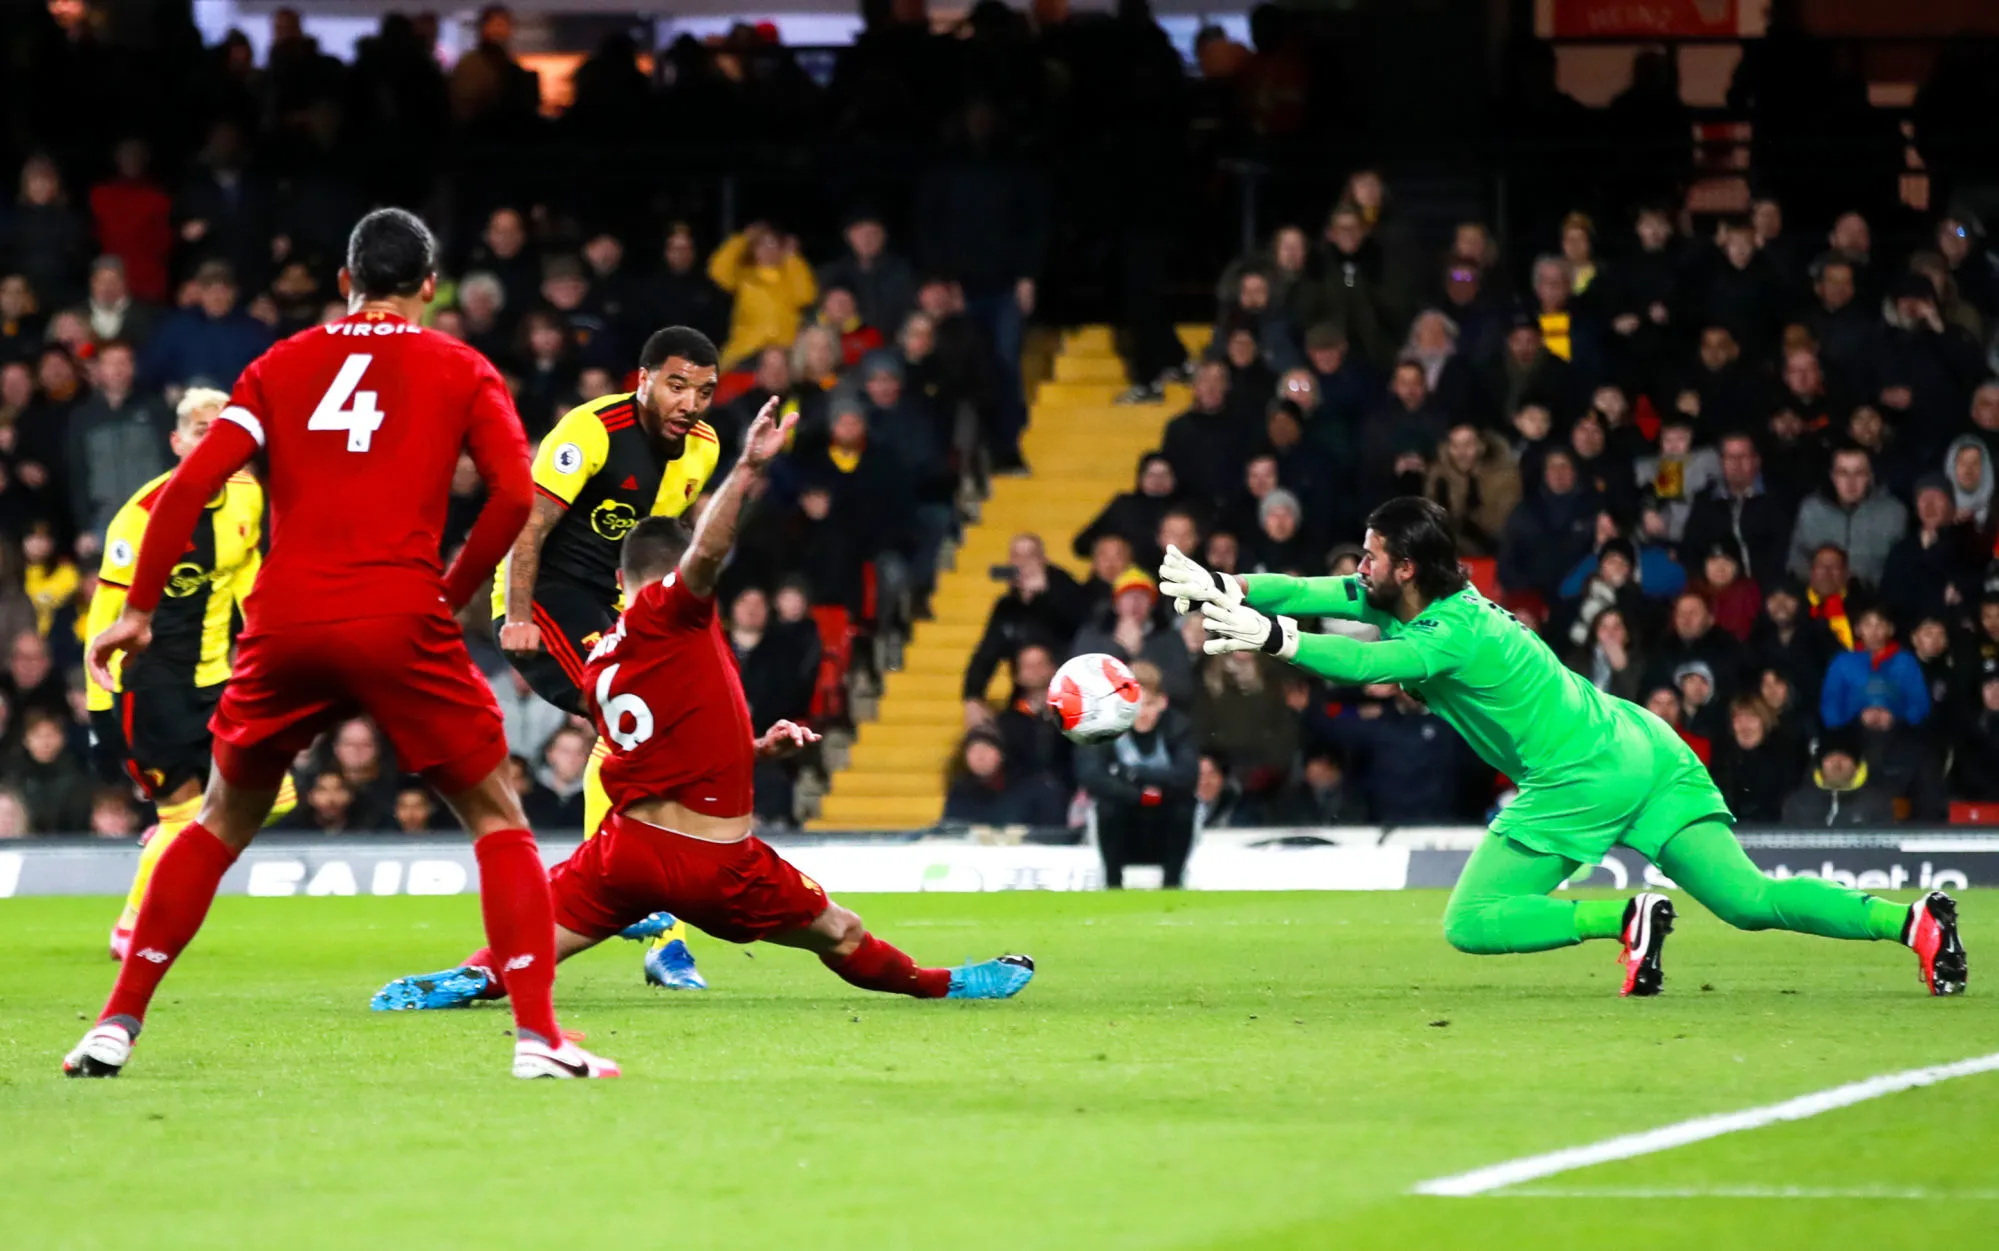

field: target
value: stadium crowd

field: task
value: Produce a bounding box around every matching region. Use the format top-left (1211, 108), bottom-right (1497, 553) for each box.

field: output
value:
top-left (950, 190), bottom-right (1999, 845)
top-left (0, 3), bottom-right (1997, 843)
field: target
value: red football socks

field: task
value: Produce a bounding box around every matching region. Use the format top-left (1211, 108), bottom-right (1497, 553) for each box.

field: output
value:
top-left (99, 822), bottom-right (240, 1031)
top-left (823, 933), bottom-right (950, 998)
top-left (472, 829), bottom-right (561, 1045)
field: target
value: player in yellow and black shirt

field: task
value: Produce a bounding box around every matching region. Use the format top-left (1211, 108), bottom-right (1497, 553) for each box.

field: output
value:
top-left (88, 388), bottom-right (295, 960)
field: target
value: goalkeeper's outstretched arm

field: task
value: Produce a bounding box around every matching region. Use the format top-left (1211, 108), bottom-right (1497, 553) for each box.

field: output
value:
top-left (1241, 574), bottom-right (1396, 629)
top-left (1286, 632), bottom-right (1434, 685)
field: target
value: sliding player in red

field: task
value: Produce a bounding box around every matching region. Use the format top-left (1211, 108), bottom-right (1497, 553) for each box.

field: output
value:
top-left (371, 400), bottom-right (1034, 1010)
top-left (67, 209), bottom-right (617, 1080)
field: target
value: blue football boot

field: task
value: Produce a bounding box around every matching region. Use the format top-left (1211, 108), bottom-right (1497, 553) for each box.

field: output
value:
top-left (946, 954), bottom-right (1035, 1000)
top-left (370, 965), bottom-right (490, 1011)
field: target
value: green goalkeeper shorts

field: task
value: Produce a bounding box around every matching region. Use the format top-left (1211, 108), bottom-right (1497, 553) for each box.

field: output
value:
top-left (1488, 700), bottom-right (1732, 864)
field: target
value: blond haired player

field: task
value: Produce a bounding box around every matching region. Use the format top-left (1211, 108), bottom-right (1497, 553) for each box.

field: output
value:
top-left (90, 387), bottom-right (295, 960)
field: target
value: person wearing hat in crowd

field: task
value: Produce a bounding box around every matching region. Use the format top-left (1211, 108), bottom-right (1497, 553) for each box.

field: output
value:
top-left (1247, 487), bottom-right (1312, 575)
top-left (1821, 603), bottom-right (1930, 730)
top-left (941, 725), bottom-right (1067, 827)
top-left (1642, 683), bottom-right (1710, 763)
top-left (1301, 323), bottom-right (1378, 428)
top-left (1674, 659), bottom-right (1725, 742)
top-left (1693, 535), bottom-right (1761, 642)
top-left (1559, 524), bottom-right (1648, 649)
top-left (1945, 432), bottom-right (1994, 534)
top-left (1852, 685), bottom-right (1948, 822)
top-left (1881, 473), bottom-right (1984, 626)
top-left (1071, 566), bottom-right (1194, 706)
top-left (1075, 660), bottom-right (1200, 889)
top-left (1948, 657), bottom-right (1999, 801)
top-left (1708, 694), bottom-right (1802, 824)
top-left (1782, 726), bottom-right (1897, 827)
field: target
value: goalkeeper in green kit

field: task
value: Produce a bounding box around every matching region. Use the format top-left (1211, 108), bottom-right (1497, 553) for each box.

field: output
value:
top-left (1161, 497), bottom-right (1967, 997)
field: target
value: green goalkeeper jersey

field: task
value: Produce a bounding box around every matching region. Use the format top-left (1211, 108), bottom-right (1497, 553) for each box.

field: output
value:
top-left (1244, 573), bottom-right (1632, 788)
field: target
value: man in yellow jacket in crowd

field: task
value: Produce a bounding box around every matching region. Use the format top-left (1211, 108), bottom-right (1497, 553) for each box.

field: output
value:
top-left (708, 222), bottom-right (817, 368)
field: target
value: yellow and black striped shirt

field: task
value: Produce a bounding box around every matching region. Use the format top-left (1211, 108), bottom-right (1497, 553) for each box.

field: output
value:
top-left (86, 469), bottom-right (263, 711)
top-left (490, 392), bottom-right (721, 619)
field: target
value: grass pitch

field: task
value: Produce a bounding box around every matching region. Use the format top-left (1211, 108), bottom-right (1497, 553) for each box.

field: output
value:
top-left (5, 890), bottom-right (1998, 1251)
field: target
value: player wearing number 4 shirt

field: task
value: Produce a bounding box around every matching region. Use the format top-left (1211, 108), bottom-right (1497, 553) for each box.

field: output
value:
top-left (66, 209), bottom-right (617, 1081)
top-left (1165, 496), bottom-right (1967, 999)
top-left (371, 400), bottom-right (1036, 1013)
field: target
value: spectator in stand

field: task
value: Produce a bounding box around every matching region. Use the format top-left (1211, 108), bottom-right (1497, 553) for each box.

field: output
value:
top-left (523, 724), bottom-right (589, 830)
top-left (1303, 324), bottom-right (1377, 428)
top-left (1854, 692), bottom-right (1947, 822)
top-left (89, 140), bottom-right (173, 305)
top-left (1633, 414), bottom-right (1719, 544)
top-left (90, 787), bottom-right (141, 840)
top-left (10, 708), bottom-right (91, 832)
top-left (1303, 202), bottom-right (1393, 368)
top-left (1216, 323), bottom-right (1276, 428)
top-left (817, 286), bottom-right (883, 368)
top-left (1217, 225), bottom-right (1314, 335)
top-left (1401, 309), bottom-right (1479, 423)
top-left (1710, 694), bottom-right (1803, 824)
top-left (1644, 684), bottom-right (1710, 763)
top-left (1272, 751), bottom-right (1371, 825)
top-left (1936, 215), bottom-right (1998, 320)
top-left (1193, 651), bottom-right (1298, 778)
top-left (1822, 605), bottom-right (1930, 730)
top-left (1804, 255), bottom-right (1878, 385)
top-left (1566, 409), bottom-right (1639, 521)
top-left (140, 260), bottom-right (273, 393)
top-left (66, 341), bottom-right (172, 542)
top-left (1499, 448), bottom-right (1598, 600)
top-left (1160, 360), bottom-right (1247, 514)
top-left (1218, 454), bottom-right (1281, 553)
top-left (1076, 660), bottom-right (1199, 888)
top-left (962, 533), bottom-right (1085, 722)
top-left (449, 4), bottom-right (543, 134)
top-left (1691, 217), bottom-right (1784, 360)
top-left (1359, 360), bottom-right (1448, 507)
top-left (510, 308), bottom-right (578, 440)
top-left (1948, 659), bottom-right (1999, 801)
top-left (1649, 590), bottom-right (1744, 701)
top-left (1484, 315), bottom-right (1579, 425)
top-left (709, 222), bottom-right (817, 368)
top-left (1782, 728), bottom-right (1891, 827)
top-left (0, 274), bottom-right (42, 365)
top-left (647, 224), bottom-right (731, 347)
top-left (1568, 605), bottom-right (1645, 702)
top-left (1907, 614), bottom-right (1960, 714)
top-left (1262, 400), bottom-right (1344, 537)
top-left (1681, 432), bottom-right (1792, 586)
top-left (1675, 325), bottom-right (1762, 441)
top-left (817, 209), bottom-right (916, 337)
top-left (729, 585), bottom-right (819, 741)
top-left (1605, 205), bottom-right (1680, 389)
top-left (1194, 751), bottom-right (1255, 831)
top-left (1948, 434), bottom-right (1993, 532)
top-left (943, 726), bottom-right (1066, 827)
top-left (1528, 253), bottom-right (1603, 384)
top-left (1881, 475), bottom-right (1983, 626)
top-left (394, 784), bottom-right (443, 833)
top-left (993, 642), bottom-right (1072, 791)
top-left (1073, 453), bottom-right (1179, 568)
top-left (1804, 543), bottom-right (1858, 649)
top-left (1307, 683), bottom-right (1468, 824)
top-left (1787, 446), bottom-right (1907, 587)
top-left (7, 630), bottom-right (65, 720)
top-left (1209, 267), bottom-right (1301, 381)
top-left (1072, 568), bottom-right (1193, 707)
top-left (1674, 659), bottom-right (1725, 742)
top-left (1693, 537), bottom-right (1761, 643)
top-left (5, 155), bottom-right (89, 310)
top-left (84, 257), bottom-right (157, 349)
top-left (283, 768), bottom-right (368, 833)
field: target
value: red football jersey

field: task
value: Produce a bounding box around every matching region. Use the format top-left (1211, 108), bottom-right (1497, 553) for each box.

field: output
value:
top-left (584, 574), bottom-right (757, 818)
top-left (217, 311), bottom-right (527, 629)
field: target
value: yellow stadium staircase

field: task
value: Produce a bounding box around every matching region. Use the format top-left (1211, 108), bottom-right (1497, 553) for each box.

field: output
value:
top-left (814, 325), bottom-right (1208, 829)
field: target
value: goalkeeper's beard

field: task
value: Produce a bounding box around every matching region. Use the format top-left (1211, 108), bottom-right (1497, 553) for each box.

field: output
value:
top-left (1362, 574), bottom-right (1402, 612)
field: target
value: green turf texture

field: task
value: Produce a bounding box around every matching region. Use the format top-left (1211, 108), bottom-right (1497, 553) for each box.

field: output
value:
top-left (6, 890), bottom-right (1998, 1250)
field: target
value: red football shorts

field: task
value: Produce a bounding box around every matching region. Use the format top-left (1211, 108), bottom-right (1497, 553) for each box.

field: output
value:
top-left (549, 813), bottom-right (831, 943)
top-left (210, 611), bottom-right (507, 795)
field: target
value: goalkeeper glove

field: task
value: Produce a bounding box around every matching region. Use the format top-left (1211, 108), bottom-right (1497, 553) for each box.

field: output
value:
top-left (1158, 544), bottom-right (1241, 614)
top-left (1199, 596), bottom-right (1300, 660)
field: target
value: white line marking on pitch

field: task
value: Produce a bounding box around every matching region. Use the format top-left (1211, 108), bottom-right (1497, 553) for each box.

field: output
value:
top-left (1413, 1050), bottom-right (1999, 1197)
top-left (1495, 1188), bottom-right (1999, 1201)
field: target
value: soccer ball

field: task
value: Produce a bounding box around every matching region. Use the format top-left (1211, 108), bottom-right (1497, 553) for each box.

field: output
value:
top-left (1049, 653), bottom-right (1143, 743)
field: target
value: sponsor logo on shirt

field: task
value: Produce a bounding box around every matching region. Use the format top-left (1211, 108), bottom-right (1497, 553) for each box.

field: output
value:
top-left (591, 499), bottom-right (638, 540)
top-left (164, 561), bottom-right (210, 598)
